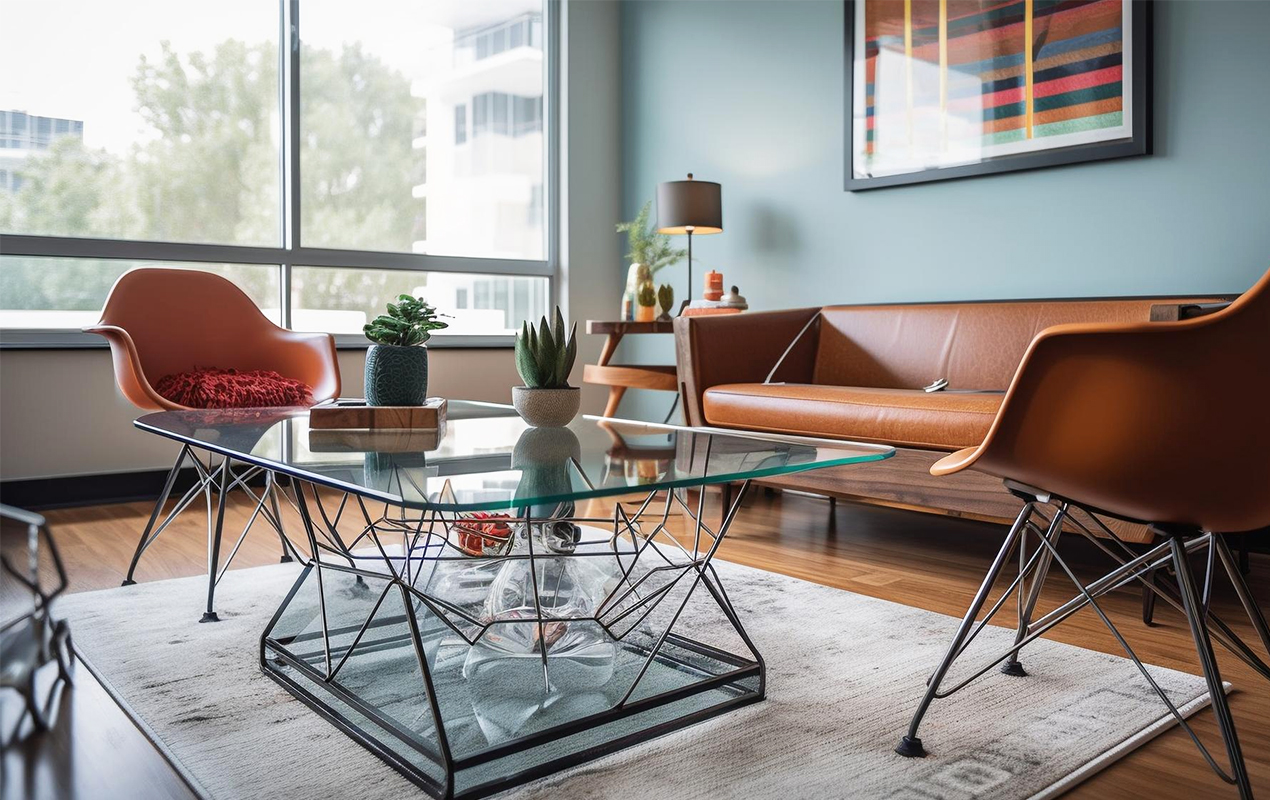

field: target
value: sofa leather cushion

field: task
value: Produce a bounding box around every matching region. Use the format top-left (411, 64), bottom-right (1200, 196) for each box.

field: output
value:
top-left (702, 383), bottom-right (1002, 450)
top-left (813, 299), bottom-right (1188, 391)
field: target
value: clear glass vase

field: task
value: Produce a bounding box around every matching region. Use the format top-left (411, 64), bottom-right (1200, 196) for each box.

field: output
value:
top-left (463, 522), bottom-right (618, 689)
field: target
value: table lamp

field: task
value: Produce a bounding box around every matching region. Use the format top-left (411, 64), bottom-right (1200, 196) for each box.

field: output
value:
top-left (656, 173), bottom-right (722, 312)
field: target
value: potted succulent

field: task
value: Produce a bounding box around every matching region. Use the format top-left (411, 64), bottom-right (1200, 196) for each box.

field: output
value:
top-left (362, 294), bottom-right (448, 406)
top-left (513, 308), bottom-right (579, 427)
top-left (657, 284), bottom-right (675, 321)
top-left (635, 283), bottom-right (657, 322)
top-left (617, 201), bottom-right (686, 319)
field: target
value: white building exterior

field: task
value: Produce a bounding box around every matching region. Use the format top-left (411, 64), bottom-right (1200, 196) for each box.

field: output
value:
top-left (408, 3), bottom-right (547, 336)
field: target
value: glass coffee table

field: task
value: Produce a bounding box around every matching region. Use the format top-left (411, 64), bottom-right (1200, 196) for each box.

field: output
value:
top-left (135, 402), bottom-right (892, 799)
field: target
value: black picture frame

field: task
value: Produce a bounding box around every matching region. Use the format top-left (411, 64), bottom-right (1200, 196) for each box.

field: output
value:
top-left (844, 0), bottom-right (1153, 191)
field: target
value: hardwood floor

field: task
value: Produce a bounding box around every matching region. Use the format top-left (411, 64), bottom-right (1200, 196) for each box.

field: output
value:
top-left (3, 488), bottom-right (1267, 798)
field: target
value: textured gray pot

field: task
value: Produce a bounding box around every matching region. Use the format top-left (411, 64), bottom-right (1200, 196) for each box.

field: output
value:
top-left (511, 386), bottom-right (580, 427)
top-left (364, 344), bottom-right (428, 406)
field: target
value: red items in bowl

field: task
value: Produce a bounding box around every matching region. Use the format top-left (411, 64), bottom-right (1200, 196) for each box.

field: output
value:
top-left (454, 513), bottom-right (514, 556)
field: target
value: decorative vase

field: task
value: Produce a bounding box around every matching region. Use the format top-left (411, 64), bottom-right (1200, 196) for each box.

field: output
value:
top-left (623, 263), bottom-right (651, 321)
top-left (511, 386), bottom-right (580, 427)
top-left (364, 344), bottom-right (428, 406)
top-left (634, 304), bottom-right (655, 322)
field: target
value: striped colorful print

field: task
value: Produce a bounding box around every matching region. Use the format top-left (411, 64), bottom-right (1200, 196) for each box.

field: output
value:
top-left (862, 0), bottom-right (1125, 155)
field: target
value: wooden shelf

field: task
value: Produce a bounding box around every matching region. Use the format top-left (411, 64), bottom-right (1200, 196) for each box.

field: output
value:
top-left (583, 364), bottom-right (677, 391)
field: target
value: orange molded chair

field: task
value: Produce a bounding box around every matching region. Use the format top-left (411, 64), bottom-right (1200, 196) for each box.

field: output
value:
top-left (85, 267), bottom-right (339, 411)
top-left (896, 268), bottom-right (1270, 798)
top-left (85, 268), bottom-right (341, 621)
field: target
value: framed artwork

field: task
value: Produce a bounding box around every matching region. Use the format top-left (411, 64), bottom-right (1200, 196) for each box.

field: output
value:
top-left (845, 0), bottom-right (1152, 190)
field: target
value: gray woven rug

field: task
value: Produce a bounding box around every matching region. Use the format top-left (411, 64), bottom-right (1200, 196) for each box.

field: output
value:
top-left (57, 561), bottom-right (1218, 800)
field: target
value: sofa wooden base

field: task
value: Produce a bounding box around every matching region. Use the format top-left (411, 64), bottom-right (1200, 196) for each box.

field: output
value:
top-left (750, 446), bottom-right (1156, 544)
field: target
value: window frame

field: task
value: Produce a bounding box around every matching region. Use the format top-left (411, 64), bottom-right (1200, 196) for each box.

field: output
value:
top-left (0, 0), bottom-right (559, 350)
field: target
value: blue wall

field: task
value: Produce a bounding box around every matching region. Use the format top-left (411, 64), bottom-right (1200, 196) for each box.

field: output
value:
top-left (617, 0), bottom-right (1270, 419)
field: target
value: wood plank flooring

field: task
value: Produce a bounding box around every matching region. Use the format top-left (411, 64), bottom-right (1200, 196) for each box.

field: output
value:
top-left (2, 488), bottom-right (1266, 799)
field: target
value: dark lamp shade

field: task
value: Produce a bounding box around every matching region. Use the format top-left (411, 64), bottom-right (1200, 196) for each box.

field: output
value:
top-left (656, 176), bottom-right (722, 235)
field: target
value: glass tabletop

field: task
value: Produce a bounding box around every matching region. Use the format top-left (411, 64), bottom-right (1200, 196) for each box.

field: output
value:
top-left (134, 401), bottom-right (893, 511)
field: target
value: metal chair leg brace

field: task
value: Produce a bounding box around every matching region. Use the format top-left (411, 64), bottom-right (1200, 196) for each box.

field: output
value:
top-left (896, 495), bottom-right (1268, 800)
top-left (121, 445), bottom-right (296, 622)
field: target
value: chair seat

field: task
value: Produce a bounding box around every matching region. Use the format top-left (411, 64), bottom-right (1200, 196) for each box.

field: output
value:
top-left (702, 383), bottom-right (1002, 450)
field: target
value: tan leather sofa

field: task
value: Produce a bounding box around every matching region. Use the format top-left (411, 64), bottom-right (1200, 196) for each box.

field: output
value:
top-left (675, 295), bottom-right (1226, 537)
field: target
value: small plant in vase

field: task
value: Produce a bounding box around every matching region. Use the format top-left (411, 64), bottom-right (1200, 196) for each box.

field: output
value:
top-left (617, 201), bottom-right (686, 319)
top-left (635, 283), bottom-right (657, 322)
top-left (513, 307), bottom-right (579, 427)
top-left (362, 294), bottom-right (448, 406)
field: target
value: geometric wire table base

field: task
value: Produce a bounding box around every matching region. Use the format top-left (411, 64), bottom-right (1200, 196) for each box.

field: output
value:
top-left (261, 478), bottom-right (764, 800)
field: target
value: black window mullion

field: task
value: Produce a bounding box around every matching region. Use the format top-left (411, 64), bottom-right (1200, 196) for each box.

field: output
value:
top-left (281, 0), bottom-right (302, 327)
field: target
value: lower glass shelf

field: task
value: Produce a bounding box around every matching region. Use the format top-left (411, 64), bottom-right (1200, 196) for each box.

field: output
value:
top-left (261, 558), bottom-right (764, 799)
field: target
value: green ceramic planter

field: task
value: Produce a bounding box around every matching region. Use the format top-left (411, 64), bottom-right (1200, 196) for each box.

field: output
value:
top-left (365, 344), bottom-right (428, 406)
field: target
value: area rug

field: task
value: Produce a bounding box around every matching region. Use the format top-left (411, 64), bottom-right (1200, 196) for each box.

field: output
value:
top-left (57, 561), bottom-right (1218, 800)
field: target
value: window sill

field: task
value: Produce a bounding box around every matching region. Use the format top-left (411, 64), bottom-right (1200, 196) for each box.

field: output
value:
top-left (0, 330), bottom-right (515, 350)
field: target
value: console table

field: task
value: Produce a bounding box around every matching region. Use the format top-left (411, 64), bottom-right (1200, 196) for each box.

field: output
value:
top-left (582, 320), bottom-right (677, 418)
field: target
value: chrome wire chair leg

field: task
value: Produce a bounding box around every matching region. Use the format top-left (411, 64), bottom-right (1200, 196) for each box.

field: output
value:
top-left (1033, 529), bottom-right (1248, 789)
top-left (122, 445), bottom-right (192, 585)
top-left (1002, 511), bottom-right (1063, 677)
top-left (1214, 534), bottom-right (1270, 660)
top-left (201, 459), bottom-right (231, 623)
top-left (895, 502), bottom-right (1032, 758)
top-left (1171, 536), bottom-right (1254, 799)
top-left (1142, 566), bottom-right (1162, 626)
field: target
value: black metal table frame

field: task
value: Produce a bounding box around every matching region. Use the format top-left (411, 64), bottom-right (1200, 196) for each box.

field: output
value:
top-left (258, 472), bottom-right (765, 800)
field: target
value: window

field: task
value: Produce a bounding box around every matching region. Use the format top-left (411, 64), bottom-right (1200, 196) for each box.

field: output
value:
top-left (0, 1), bottom-right (280, 245)
top-left (0, 0), bottom-right (554, 346)
top-left (299, 0), bottom-right (547, 260)
top-left (454, 104), bottom-right (467, 146)
top-left (455, 13), bottom-right (542, 65)
top-left (0, 256), bottom-right (280, 328)
top-left (292, 267), bottom-right (546, 337)
top-left (469, 92), bottom-right (542, 142)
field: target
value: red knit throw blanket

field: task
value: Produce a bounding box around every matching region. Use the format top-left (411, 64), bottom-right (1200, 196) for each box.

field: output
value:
top-left (154, 368), bottom-right (314, 409)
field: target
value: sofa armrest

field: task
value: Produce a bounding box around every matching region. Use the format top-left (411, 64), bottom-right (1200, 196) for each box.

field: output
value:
top-left (674, 307), bottom-right (821, 427)
top-left (1149, 300), bottom-right (1235, 321)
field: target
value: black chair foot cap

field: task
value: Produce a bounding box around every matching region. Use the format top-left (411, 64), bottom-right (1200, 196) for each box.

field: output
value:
top-left (279, 555), bottom-right (294, 564)
top-left (121, 579), bottom-right (137, 587)
top-left (1000, 661), bottom-right (1028, 677)
top-left (895, 736), bottom-right (927, 758)
top-left (199, 612), bottom-right (221, 623)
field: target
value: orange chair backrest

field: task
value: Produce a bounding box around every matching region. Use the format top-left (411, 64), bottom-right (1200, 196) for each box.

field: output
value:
top-left (976, 267), bottom-right (1270, 532)
top-left (95, 268), bottom-right (339, 405)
